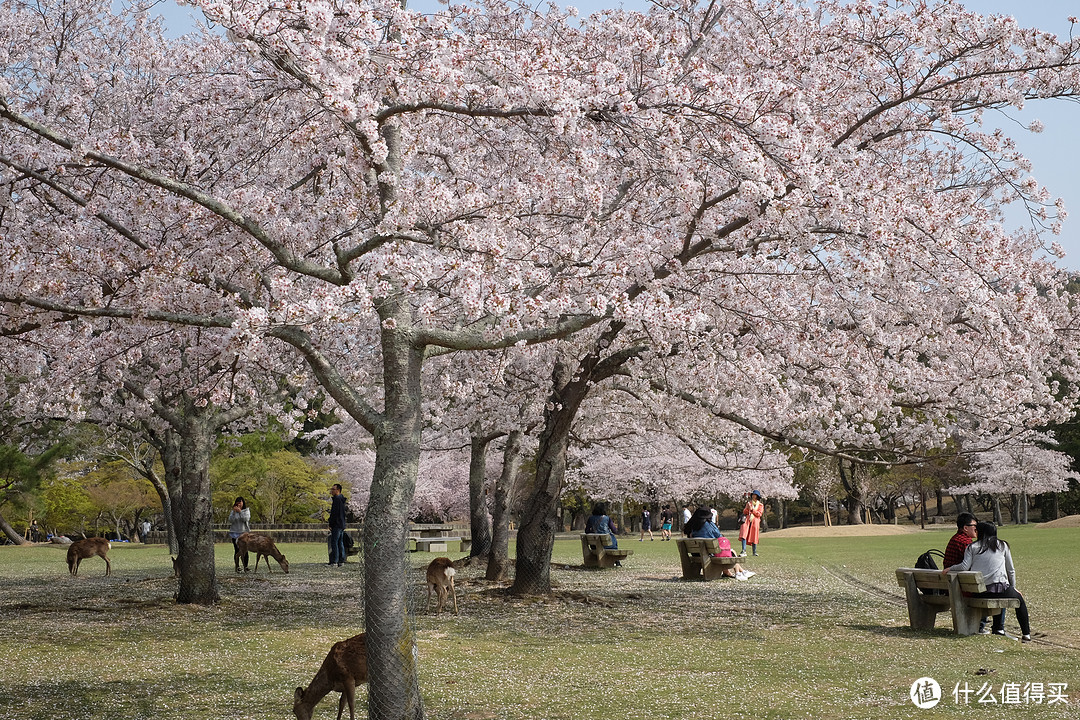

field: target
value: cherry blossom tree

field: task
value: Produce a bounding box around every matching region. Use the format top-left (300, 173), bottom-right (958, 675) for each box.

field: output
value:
top-left (0, 315), bottom-right (305, 603)
top-left (506, 0), bottom-right (1080, 593)
top-left (425, 346), bottom-right (546, 567)
top-left (566, 392), bottom-right (798, 504)
top-left (5, 0), bottom-right (1080, 716)
top-left (953, 432), bottom-right (1077, 523)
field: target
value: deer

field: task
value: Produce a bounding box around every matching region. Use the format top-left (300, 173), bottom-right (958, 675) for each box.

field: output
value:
top-left (235, 532), bottom-right (289, 573)
top-left (293, 633), bottom-right (368, 720)
top-left (425, 556), bottom-right (458, 615)
top-left (67, 537), bottom-right (111, 577)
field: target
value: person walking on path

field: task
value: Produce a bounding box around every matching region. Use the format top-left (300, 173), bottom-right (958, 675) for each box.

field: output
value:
top-left (639, 507), bottom-right (654, 541)
top-left (228, 497), bottom-right (251, 572)
top-left (943, 521), bottom-right (1032, 642)
top-left (328, 483), bottom-right (347, 567)
top-left (738, 491), bottom-right (764, 557)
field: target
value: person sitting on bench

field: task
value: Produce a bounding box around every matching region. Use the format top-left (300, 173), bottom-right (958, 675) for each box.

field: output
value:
top-left (685, 507), bottom-right (754, 580)
top-left (943, 521), bottom-right (1032, 643)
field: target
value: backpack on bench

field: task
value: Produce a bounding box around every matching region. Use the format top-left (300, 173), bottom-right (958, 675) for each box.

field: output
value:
top-left (915, 548), bottom-right (946, 595)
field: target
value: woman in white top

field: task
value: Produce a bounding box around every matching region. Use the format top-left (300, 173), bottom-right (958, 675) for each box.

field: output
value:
top-left (944, 521), bottom-right (1031, 642)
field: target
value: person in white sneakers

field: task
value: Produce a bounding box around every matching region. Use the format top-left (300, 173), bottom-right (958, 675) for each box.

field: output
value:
top-left (943, 521), bottom-right (1032, 643)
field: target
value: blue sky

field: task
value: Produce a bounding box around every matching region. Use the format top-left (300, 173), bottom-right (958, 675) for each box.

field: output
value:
top-left (154, 0), bottom-right (1080, 269)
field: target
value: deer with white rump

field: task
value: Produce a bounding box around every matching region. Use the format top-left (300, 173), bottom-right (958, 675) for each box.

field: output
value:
top-left (293, 633), bottom-right (367, 720)
top-left (67, 537), bottom-right (111, 576)
top-left (234, 532), bottom-right (289, 573)
top-left (425, 556), bottom-right (459, 615)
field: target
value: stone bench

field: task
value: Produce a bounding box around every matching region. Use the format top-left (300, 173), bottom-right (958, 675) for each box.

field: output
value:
top-left (580, 533), bottom-right (633, 568)
top-left (895, 567), bottom-right (1021, 636)
top-left (676, 538), bottom-right (742, 581)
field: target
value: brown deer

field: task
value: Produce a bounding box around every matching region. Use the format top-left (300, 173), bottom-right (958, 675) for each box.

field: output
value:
top-left (425, 556), bottom-right (458, 615)
top-left (235, 532), bottom-right (289, 573)
top-left (67, 538), bottom-right (111, 577)
top-left (293, 633), bottom-right (367, 720)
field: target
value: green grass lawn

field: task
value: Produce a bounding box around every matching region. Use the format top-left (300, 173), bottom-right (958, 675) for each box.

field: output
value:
top-left (1, 525), bottom-right (1077, 719)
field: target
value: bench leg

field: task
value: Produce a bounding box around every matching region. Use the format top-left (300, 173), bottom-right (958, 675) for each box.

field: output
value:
top-left (703, 562), bottom-right (730, 581)
top-left (902, 575), bottom-right (938, 631)
top-left (947, 575), bottom-right (981, 636)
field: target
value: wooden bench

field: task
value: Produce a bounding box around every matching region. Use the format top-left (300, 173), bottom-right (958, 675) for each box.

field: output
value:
top-left (895, 568), bottom-right (1021, 636)
top-left (676, 538), bottom-right (742, 581)
top-left (580, 534), bottom-right (633, 568)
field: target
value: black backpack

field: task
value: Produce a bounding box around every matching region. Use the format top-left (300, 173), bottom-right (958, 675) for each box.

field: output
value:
top-left (915, 548), bottom-right (946, 595)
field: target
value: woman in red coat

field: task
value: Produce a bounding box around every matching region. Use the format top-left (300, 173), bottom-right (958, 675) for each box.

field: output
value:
top-left (738, 491), bottom-right (765, 557)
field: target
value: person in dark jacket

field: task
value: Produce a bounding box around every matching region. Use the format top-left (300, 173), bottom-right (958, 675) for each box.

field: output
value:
top-left (585, 503), bottom-right (619, 549)
top-left (328, 484), bottom-right (347, 567)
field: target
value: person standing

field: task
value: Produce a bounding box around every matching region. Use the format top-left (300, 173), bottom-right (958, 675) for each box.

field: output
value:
top-left (328, 483), bottom-right (347, 567)
top-left (738, 491), bottom-right (764, 557)
top-left (660, 505), bottom-right (674, 541)
top-left (639, 507), bottom-right (654, 541)
top-left (943, 522), bottom-right (1032, 642)
top-left (228, 497), bottom-right (251, 573)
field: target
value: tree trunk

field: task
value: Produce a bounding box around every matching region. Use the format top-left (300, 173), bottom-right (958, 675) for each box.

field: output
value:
top-left (0, 511), bottom-right (30, 545)
top-left (992, 496), bottom-right (1003, 525)
top-left (362, 296), bottom-right (425, 720)
top-left (487, 430), bottom-right (522, 582)
top-left (467, 431), bottom-right (496, 559)
top-left (511, 356), bottom-right (581, 595)
top-left (837, 460), bottom-right (866, 526)
top-left (173, 407), bottom-right (220, 606)
top-left (162, 431), bottom-right (183, 557)
top-left (510, 329), bottom-right (640, 595)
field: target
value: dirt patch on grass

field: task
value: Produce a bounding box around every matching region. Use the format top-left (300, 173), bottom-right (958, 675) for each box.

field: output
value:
top-left (762, 516), bottom-right (1080, 536)
top-left (763, 524), bottom-right (924, 539)
top-left (1037, 514), bottom-right (1080, 528)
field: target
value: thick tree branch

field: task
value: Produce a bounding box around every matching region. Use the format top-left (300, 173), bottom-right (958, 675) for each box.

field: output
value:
top-left (267, 324), bottom-right (381, 433)
top-left (0, 99), bottom-right (345, 285)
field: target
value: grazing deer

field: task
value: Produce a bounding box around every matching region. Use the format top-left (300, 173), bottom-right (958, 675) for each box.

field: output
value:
top-left (293, 633), bottom-right (368, 720)
top-left (67, 538), bottom-right (111, 577)
top-left (425, 556), bottom-right (458, 615)
top-left (235, 532), bottom-right (289, 574)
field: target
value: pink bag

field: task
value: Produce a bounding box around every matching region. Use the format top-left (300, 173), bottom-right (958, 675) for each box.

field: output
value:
top-left (715, 535), bottom-right (735, 558)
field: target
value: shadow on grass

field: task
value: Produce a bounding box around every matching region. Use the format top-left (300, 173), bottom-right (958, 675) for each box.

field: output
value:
top-left (844, 622), bottom-right (953, 639)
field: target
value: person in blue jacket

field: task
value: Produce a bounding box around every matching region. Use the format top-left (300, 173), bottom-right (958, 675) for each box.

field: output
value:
top-left (685, 506), bottom-right (754, 580)
top-left (585, 502), bottom-right (619, 549)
